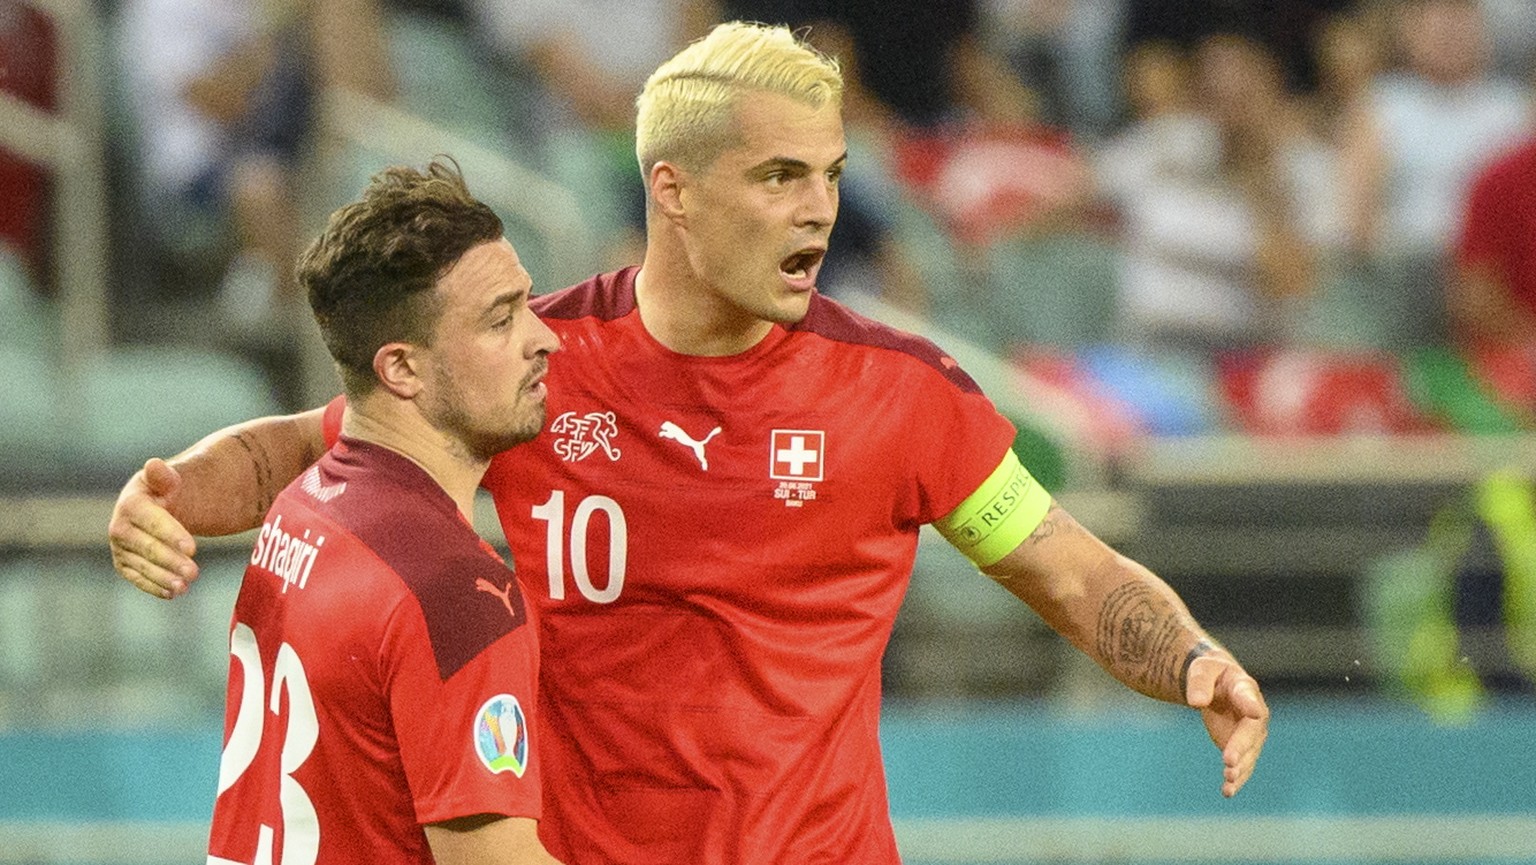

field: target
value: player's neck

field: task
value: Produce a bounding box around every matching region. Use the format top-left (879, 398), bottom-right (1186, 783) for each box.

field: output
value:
top-left (633, 257), bottom-right (774, 357)
top-left (341, 400), bottom-right (487, 520)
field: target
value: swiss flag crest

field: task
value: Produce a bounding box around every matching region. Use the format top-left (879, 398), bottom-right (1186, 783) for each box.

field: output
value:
top-left (770, 430), bottom-right (825, 481)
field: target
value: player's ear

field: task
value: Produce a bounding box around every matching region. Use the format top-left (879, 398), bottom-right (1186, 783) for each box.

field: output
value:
top-left (373, 342), bottom-right (424, 399)
top-left (650, 161), bottom-right (687, 224)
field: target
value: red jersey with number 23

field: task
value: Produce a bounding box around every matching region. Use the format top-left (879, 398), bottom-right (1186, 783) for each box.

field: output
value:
top-left (207, 437), bottom-right (541, 864)
top-left (484, 268), bottom-right (1015, 864)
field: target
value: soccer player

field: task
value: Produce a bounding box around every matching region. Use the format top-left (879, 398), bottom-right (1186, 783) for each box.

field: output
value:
top-left (197, 160), bottom-right (563, 864)
top-left (109, 23), bottom-right (1268, 865)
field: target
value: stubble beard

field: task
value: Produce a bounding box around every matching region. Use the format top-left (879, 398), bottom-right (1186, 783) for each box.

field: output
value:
top-left (426, 365), bottom-right (548, 463)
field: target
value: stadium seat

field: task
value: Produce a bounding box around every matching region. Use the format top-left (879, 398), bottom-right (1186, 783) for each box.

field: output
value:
top-left (0, 244), bottom-right (57, 353)
top-left (0, 345), bottom-right (66, 481)
top-left (71, 345), bottom-right (284, 477)
top-left (385, 12), bottom-right (530, 157)
top-left (1217, 349), bottom-right (1431, 435)
top-left (0, 554), bottom-right (230, 725)
top-left (0, 561), bottom-right (44, 695)
top-left (1075, 344), bottom-right (1221, 436)
top-left (1402, 347), bottom-right (1524, 434)
top-left (987, 232), bottom-right (1118, 349)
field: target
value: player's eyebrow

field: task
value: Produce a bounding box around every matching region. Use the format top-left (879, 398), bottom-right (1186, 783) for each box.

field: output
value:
top-left (483, 287), bottom-right (526, 321)
top-left (748, 152), bottom-right (848, 177)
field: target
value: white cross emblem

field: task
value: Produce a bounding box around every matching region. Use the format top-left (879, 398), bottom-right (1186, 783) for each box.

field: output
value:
top-left (770, 429), bottom-right (824, 481)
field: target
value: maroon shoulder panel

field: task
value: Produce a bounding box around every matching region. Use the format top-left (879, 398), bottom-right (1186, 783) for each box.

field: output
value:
top-left (531, 267), bottom-right (638, 322)
top-left (318, 440), bottom-right (526, 681)
top-left (791, 293), bottom-right (985, 394)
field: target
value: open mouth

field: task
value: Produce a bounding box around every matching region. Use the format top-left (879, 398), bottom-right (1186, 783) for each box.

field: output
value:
top-left (779, 247), bottom-right (826, 289)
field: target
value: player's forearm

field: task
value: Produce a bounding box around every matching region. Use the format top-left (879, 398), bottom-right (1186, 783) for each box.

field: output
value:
top-left (1076, 555), bottom-right (1223, 704)
top-left (985, 506), bottom-right (1219, 704)
top-left (161, 409), bottom-right (327, 535)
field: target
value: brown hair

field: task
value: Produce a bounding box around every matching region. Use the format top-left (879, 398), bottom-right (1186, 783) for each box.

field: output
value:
top-left (298, 158), bottom-right (502, 395)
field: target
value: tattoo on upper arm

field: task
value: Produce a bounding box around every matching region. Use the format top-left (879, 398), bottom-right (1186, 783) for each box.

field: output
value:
top-left (232, 430), bottom-right (278, 521)
top-left (1095, 582), bottom-right (1188, 699)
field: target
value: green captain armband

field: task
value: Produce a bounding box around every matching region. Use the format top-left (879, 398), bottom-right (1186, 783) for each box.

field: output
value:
top-left (934, 449), bottom-right (1052, 567)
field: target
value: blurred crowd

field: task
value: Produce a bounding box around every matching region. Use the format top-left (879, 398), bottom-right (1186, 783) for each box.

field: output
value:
top-left (3, 0), bottom-right (1535, 441)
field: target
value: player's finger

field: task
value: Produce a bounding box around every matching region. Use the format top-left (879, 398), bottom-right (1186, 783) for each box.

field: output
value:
top-left (1220, 719), bottom-right (1266, 797)
top-left (1228, 676), bottom-right (1268, 719)
top-left (111, 556), bottom-right (181, 602)
top-left (1184, 655), bottom-right (1222, 707)
top-left (141, 457), bottom-right (183, 500)
top-left (112, 549), bottom-right (187, 599)
top-left (124, 569), bottom-right (175, 600)
top-left (111, 520), bottom-right (199, 580)
top-left (1223, 714), bottom-right (1268, 767)
top-left (118, 499), bottom-right (198, 560)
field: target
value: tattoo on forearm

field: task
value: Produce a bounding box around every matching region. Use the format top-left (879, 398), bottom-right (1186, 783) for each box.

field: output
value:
top-left (1026, 503), bottom-right (1067, 545)
top-left (231, 430), bottom-right (278, 521)
top-left (1096, 582), bottom-right (1189, 698)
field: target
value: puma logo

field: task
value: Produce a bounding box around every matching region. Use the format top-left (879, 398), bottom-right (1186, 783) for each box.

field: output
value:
top-left (658, 421), bottom-right (722, 471)
top-left (475, 578), bottom-right (518, 619)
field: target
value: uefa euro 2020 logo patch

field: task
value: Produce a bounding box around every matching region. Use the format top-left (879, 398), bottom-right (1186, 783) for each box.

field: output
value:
top-left (474, 694), bottom-right (528, 777)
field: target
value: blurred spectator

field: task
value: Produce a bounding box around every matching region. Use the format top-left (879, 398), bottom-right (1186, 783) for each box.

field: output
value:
top-left (467, 0), bottom-right (720, 268)
top-left (1337, 0), bottom-right (1532, 345)
top-left (1451, 135), bottom-right (1536, 349)
top-left (1307, 9), bottom-right (1388, 143)
top-left (115, 0), bottom-right (393, 328)
top-left (1123, 0), bottom-right (1355, 95)
top-left (1094, 33), bottom-right (1340, 353)
top-left (982, 0), bottom-right (1127, 140)
top-left (0, 1), bottom-right (56, 286)
top-left (1482, 0), bottom-right (1536, 81)
top-left (727, 0), bottom-right (987, 129)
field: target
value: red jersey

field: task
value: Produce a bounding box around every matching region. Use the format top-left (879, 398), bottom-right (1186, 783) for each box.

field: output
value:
top-left (1458, 136), bottom-right (1536, 320)
top-left (207, 437), bottom-right (541, 864)
top-left (494, 269), bottom-right (1015, 863)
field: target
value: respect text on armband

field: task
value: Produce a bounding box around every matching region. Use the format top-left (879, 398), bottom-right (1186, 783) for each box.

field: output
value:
top-left (953, 464), bottom-right (1033, 548)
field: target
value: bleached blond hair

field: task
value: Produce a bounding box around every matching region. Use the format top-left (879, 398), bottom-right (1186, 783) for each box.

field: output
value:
top-left (635, 21), bottom-right (843, 178)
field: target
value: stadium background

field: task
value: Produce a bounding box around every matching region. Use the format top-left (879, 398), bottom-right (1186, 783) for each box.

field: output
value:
top-left (2, 0), bottom-right (1535, 862)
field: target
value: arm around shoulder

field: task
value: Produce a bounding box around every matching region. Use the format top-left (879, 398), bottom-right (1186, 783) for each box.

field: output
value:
top-left (107, 407), bottom-right (329, 599)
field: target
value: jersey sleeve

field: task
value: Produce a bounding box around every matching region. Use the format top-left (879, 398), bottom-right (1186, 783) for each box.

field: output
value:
top-left (321, 395), bottom-right (346, 449)
top-left (906, 366), bottom-right (1020, 526)
top-left (381, 599), bottom-right (542, 825)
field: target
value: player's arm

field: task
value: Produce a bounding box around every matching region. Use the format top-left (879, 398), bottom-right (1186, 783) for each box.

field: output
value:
top-left (424, 815), bottom-right (563, 865)
top-left (934, 452), bottom-right (1269, 797)
top-left (107, 408), bottom-right (328, 599)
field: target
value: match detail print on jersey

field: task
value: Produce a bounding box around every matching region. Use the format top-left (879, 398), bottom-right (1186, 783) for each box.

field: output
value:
top-left (770, 429), bottom-right (825, 507)
top-left (934, 449), bottom-right (1051, 566)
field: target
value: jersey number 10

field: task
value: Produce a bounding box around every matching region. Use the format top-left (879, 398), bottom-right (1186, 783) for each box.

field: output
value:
top-left (530, 490), bottom-right (628, 603)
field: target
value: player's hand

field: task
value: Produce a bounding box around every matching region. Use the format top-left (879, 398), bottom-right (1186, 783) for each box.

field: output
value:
top-left (1186, 655), bottom-right (1269, 798)
top-left (107, 458), bottom-right (200, 600)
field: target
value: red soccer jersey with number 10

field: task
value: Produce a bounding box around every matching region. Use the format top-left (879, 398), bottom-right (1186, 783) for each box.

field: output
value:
top-left (207, 438), bottom-right (541, 864)
top-left (479, 267), bottom-right (1016, 863)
